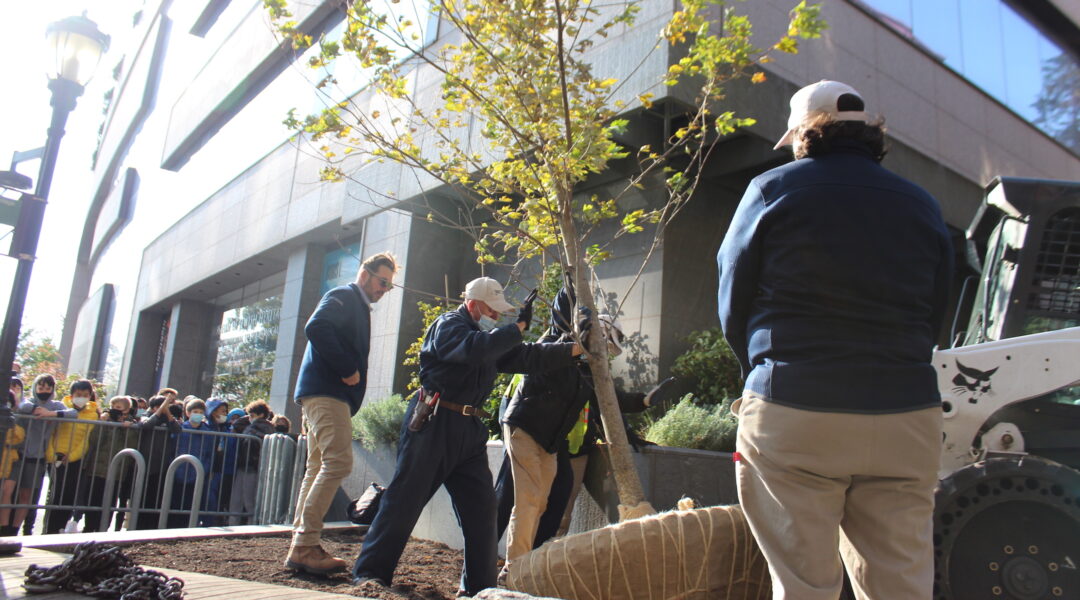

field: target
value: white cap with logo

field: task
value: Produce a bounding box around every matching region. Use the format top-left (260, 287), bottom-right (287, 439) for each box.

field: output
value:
top-left (464, 277), bottom-right (515, 313)
top-left (774, 80), bottom-right (868, 150)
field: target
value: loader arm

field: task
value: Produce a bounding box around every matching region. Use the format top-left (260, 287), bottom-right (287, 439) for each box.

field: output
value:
top-left (935, 326), bottom-right (1080, 478)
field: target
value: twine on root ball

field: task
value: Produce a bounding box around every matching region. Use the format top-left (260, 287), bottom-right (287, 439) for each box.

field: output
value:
top-left (507, 504), bottom-right (770, 600)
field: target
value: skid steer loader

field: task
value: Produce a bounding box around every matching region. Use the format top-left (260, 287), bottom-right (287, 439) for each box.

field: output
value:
top-left (931, 177), bottom-right (1080, 600)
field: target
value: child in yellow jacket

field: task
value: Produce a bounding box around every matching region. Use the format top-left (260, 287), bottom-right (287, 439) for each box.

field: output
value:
top-left (1, 389), bottom-right (25, 536)
top-left (43, 379), bottom-right (100, 534)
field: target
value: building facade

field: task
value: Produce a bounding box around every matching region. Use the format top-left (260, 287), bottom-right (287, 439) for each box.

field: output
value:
top-left (62, 0), bottom-right (1080, 425)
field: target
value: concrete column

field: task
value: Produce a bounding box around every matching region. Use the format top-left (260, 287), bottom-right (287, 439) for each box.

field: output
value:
top-left (269, 244), bottom-right (326, 428)
top-left (119, 309), bottom-right (168, 397)
top-left (159, 299), bottom-right (221, 399)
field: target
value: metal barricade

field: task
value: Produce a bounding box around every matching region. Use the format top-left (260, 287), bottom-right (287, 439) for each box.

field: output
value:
top-left (99, 449), bottom-right (146, 532)
top-left (286, 434), bottom-right (308, 523)
top-left (159, 455), bottom-right (204, 529)
top-left (255, 433), bottom-right (300, 525)
top-left (0, 412), bottom-right (266, 534)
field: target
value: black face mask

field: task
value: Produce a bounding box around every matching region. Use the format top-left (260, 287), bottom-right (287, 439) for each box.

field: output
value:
top-left (35, 391), bottom-right (51, 401)
top-left (108, 408), bottom-right (124, 421)
top-left (168, 405), bottom-right (183, 419)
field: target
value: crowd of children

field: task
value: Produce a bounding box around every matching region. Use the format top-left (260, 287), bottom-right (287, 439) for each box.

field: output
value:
top-left (0, 374), bottom-right (291, 536)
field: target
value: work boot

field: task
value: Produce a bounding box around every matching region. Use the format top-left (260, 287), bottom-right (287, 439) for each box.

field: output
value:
top-left (0, 525), bottom-right (18, 537)
top-left (284, 544), bottom-right (348, 575)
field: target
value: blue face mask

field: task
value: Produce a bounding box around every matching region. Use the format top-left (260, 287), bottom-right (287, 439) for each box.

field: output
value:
top-left (477, 315), bottom-right (498, 331)
top-left (189, 413), bottom-right (205, 425)
top-left (136, 408), bottom-right (148, 418)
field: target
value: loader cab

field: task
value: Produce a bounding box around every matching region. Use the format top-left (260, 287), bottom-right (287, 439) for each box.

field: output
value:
top-left (960, 177), bottom-right (1080, 346)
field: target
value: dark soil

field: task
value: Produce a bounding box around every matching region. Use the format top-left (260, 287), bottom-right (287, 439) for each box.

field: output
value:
top-left (104, 530), bottom-right (465, 599)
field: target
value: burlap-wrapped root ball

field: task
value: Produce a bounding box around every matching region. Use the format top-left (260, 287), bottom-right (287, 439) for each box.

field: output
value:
top-left (507, 505), bottom-right (769, 600)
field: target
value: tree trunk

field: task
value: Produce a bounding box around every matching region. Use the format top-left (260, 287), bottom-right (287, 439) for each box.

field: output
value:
top-left (558, 190), bottom-right (655, 520)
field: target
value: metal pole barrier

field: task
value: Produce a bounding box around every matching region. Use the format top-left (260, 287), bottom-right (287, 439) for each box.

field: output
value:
top-left (287, 435), bottom-right (307, 524)
top-left (252, 435), bottom-right (271, 525)
top-left (267, 435), bottom-right (289, 524)
top-left (159, 455), bottom-right (204, 529)
top-left (256, 435), bottom-right (277, 524)
top-left (275, 435), bottom-right (297, 524)
top-left (100, 449), bottom-right (146, 532)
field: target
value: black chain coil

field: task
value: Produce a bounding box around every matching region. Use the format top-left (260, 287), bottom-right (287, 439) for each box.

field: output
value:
top-left (24, 541), bottom-right (185, 599)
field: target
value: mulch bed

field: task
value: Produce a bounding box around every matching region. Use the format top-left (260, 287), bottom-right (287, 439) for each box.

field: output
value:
top-left (63, 530), bottom-right (467, 599)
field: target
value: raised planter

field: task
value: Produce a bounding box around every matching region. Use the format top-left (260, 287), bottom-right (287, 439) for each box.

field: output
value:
top-left (345, 440), bottom-right (739, 550)
top-left (565, 444), bottom-right (739, 534)
top-left (346, 440), bottom-right (507, 551)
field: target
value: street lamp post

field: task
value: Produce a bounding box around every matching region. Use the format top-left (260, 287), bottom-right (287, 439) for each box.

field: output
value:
top-left (0, 14), bottom-right (108, 388)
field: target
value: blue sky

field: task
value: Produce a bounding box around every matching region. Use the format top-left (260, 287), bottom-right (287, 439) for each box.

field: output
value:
top-left (865, 0), bottom-right (1064, 123)
top-left (0, 1), bottom-right (132, 343)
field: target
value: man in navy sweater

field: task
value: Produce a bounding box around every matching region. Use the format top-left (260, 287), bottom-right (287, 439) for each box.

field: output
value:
top-left (717, 80), bottom-right (953, 599)
top-left (352, 277), bottom-right (581, 596)
top-left (286, 252), bottom-right (398, 575)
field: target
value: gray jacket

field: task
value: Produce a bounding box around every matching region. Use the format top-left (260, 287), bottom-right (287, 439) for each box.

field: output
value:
top-left (17, 377), bottom-right (76, 459)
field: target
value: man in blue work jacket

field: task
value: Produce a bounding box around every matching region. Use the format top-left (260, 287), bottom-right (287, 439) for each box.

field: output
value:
top-left (717, 80), bottom-right (952, 599)
top-left (286, 252), bottom-right (398, 575)
top-left (352, 276), bottom-right (582, 596)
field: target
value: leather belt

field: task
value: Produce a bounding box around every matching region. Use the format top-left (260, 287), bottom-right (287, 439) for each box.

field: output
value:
top-left (436, 399), bottom-right (491, 419)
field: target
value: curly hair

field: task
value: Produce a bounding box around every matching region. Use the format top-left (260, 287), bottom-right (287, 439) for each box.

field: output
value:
top-left (245, 399), bottom-right (271, 418)
top-left (793, 114), bottom-right (887, 162)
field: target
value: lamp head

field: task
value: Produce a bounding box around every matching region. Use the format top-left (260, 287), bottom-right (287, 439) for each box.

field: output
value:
top-left (46, 13), bottom-right (110, 87)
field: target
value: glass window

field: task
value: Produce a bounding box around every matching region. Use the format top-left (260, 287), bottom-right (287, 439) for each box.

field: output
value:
top-left (861, 0), bottom-right (1080, 154)
top-left (213, 295), bottom-right (281, 403)
top-left (321, 242), bottom-right (363, 294)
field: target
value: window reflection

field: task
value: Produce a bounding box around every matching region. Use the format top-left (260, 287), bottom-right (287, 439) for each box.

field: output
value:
top-left (861, 0), bottom-right (1080, 154)
top-left (213, 295), bottom-right (282, 403)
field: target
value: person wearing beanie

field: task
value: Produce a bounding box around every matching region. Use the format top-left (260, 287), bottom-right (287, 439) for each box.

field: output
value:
top-left (717, 80), bottom-right (952, 599)
top-left (226, 407), bottom-right (246, 428)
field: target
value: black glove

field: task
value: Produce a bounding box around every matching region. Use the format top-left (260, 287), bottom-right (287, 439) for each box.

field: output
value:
top-left (517, 289), bottom-right (538, 329)
top-left (644, 376), bottom-right (677, 408)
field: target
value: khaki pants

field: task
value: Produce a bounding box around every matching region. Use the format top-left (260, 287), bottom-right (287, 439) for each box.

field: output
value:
top-left (734, 394), bottom-right (941, 600)
top-left (504, 425), bottom-right (558, 562)
top-left (292, 396), bottom-right (354, 547)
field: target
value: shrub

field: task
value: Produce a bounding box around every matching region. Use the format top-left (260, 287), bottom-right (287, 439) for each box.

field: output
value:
top-left (670, 328), bottom-right (743, 405)
top-left (351, 394), bottom-right (408, 451)
top-left (645, 394), bottom-right (737, 453)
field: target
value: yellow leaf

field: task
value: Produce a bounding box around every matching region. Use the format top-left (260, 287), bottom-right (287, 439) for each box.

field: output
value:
top-left (751, 72), bottom-right (767, 84)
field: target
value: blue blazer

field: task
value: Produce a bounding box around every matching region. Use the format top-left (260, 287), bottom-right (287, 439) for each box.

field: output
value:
top-left (294, 283), bottom-right (372, 415)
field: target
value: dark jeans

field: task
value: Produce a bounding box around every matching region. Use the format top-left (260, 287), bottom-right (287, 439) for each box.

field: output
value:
top-left (134, 471), bottom-right (166, 530)
top-left (495, 445), bottom-right (573, 548)
top-left (83, 475), bottom-right (133, 532)
top-left (45, 460), bottom-right (88, 534)
top-left (353, 393), bottom-right (497, 595)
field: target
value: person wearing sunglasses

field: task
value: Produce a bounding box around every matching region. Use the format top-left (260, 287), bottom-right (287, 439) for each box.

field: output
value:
top-left (286, 252), bottom-right (398, 576)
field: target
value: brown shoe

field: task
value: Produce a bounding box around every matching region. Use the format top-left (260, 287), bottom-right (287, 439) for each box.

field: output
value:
top-left (284, 544), bottom-right (348, 575)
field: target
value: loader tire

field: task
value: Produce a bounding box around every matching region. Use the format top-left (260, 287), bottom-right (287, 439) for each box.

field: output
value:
top-left (506, 504), bottom-right (770, 600)
top-left (933, 455), bottom-right (1080, 600)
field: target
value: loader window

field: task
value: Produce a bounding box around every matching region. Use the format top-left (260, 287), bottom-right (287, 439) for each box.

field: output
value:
top-left (1025, 208), bottom-right (1080, 334)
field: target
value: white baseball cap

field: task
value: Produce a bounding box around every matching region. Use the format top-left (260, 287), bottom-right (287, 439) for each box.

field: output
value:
top-left (464, 277), bottom-right (515, 313)
top-left (774, 80), bottom-right (868, 150)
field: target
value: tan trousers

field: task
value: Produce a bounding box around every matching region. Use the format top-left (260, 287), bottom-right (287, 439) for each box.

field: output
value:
top-left (292, 396), bottom-right (354, 547)
top-left (734, 394), bottom-right (941, 600)
top-left (504, 425), bottom-right (558, 562)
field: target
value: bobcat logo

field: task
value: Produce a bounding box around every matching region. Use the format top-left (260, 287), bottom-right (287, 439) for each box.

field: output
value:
top-left (952, 360), bottom-right (998, 403)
